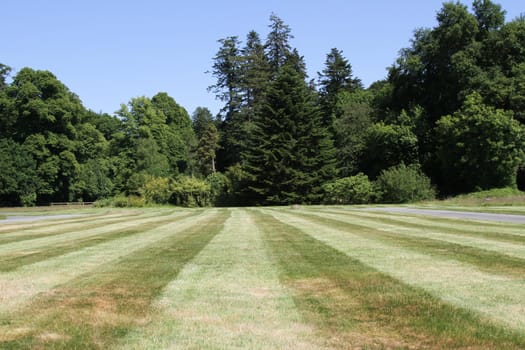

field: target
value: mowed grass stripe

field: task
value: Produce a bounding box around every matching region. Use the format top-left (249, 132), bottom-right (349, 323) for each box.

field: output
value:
top-left (302, 208), bottom-right (525, 260)
top-left (290, 211), bottom-right (525, 278)
top-left (0, 210), bottom-right (143, 235)
top-left (0, 210), bottom-right (191, 256)
top-left (0, 209), bottom-right (229, 349)
top-left (254, 210), bottom-right (525, 349)
top-left (0, 209), bottom-right (212, 315)
top-left (319, 207), bottom-right (525, 240)
top-left (117, 209), bottom-right (322, 350)
top-left (0, 211), bottom-right (196, 272)
top-left (266, 209), bottom-right (525, 332)
top-left (0, 211), bottom-right (153, 245)
top-left (0, 209), bottom-right (166, 243)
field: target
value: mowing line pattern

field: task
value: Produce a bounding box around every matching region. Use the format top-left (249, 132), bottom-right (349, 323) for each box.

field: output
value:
top-left (0, 209), bottom-right (229, 349)
top-left (0, 212), bottom-right (196, 272)
top-left (0, 210), bottom-right (146, 238)
top-left (1, 206), bottom-right (524, 349)
top-left (117, 208), bottom-right (322, 349)
top-left (266, 208), bottom-right (525, 333)
top-left (0, 210), bottom-right (184, 255)
top-left (0, 209), bottom-right (208, 315)
top-left (254, 209), bottom-right (525, 349)
top-left (290, 210), bottom-right (525, 278)
top-left (0, 210), bottom-right (154, 245)
top-left (323, 207), bottom-right (525, 241)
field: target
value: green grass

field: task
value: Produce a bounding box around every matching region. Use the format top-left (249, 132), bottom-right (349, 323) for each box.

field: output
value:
top-left (1, 209), bottom-right (229, 349)
top-left (1, 206), bottom-right (524, 349)
top-left (254, 210), bottom-right (525, 349)
top-left (0, 212), bottom-right (195, 272)
top-left (291, 210), bottom-right (525, 278)
top-left (417, 187), bottom-right (525, 214)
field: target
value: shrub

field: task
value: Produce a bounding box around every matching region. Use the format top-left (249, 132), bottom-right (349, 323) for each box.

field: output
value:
top-left (171, 176), bottom-right (211, 207)
top-left (140, 175), bottom-right (172, 204)
top-left (375, 163), bottom-right (435, 203)
top-left (323, 173), bottom-right (377, 204)
top-left (112, 195), bottom-right (146, 207)
top-left (93, 198), bottom-right (113, 207)
top-left (127, 195), bottom-right (146, 207)
top-left (20, 192), bottom-right (37, 207)
top-left (206, 172), bottom-right (230, 206)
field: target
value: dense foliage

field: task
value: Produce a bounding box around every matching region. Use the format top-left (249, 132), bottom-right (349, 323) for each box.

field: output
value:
top-left (322, 173), bottom-right (377, 204)
top-left (375, 164), bottom-right (436, 203)
top-left (2, 1), bottom-right (525, 206)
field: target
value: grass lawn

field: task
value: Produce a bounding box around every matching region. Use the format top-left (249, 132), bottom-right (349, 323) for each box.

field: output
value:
top-left (0, 206), bottom-right (524, 349)
top-left (415, 188), bottom-right (525, 214)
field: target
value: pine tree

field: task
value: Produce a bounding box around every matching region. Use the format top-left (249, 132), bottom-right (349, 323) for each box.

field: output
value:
top-left (208, 36), bottom-right (244, 169)
top-left (318, 48), bottom-right (362, 125)
top-left (240, 31), bottom-right (270, 122)
top-left (265, 14), bottom-right (294, 74)
top-left (196, 122), bottom-right (220, 176)
top-left (243, 55), bottom-right (336, 205)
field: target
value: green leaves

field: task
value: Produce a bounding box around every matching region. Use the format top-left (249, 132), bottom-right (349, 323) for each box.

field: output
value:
top-left (243, 59), bottom-right (336, 205)
top-left (435, 93), bottom-right (525, 193)
top-left (375, 163), bottom-right (435, 203)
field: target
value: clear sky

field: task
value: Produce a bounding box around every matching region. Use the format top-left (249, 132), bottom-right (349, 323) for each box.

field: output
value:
top-left (2, 0), bottom-right (523, 116)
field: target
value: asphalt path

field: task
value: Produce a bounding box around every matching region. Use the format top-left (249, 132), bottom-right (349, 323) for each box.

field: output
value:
top-left (365, 207), bottom-right (525, 224)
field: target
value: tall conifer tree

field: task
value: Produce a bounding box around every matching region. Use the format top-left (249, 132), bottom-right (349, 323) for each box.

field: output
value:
top-left (318, 48), bottom-right (362, 125)
top-left (243, 54), bottom-right (336, 205)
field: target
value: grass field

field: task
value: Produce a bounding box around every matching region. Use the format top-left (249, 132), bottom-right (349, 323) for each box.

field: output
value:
top-left (1, 206), bottom-right (524, 349)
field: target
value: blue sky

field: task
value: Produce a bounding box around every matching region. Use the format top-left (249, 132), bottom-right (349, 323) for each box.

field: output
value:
top-left (3, 1), bottom-right (523, 116)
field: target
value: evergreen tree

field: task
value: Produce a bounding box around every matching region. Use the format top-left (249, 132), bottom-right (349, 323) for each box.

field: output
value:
top-left (208, 36), bottom-right (244, 168)
top-left (208, 36), bottom-right (243, 120)
top-left (192, 107), bottom-right (215, 140)
top-left (265, 14), bottom-right (294, 73)
top-left (318, 48), bottom-right (362, 125)
top-left (0, 64), bottom-right (11, 90)
top-left (240, 30), bottom-right (270, 122)
top-left (243, 55), bottom-right (336, 205)
top-left (196, 122), bottom-right (220, 176)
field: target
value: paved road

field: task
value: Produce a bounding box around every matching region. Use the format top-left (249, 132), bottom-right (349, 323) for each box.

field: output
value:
top-left (365, 207), bottom-right (525, 224)
top-left (0, 214), bottom-right (85, 224)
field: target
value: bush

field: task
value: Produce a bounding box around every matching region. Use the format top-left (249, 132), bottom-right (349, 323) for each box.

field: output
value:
top-left (375, 163), bottom-right (435, 203)
top-left (20, 192), bottom-right (37, 207)
top-left (323, 173), bottom-right (377, 204)
top-left (93, 198), bottom-right (113, 207)
top-left (171, 176), bottom-right (211, 207)
top-left (206, 172), bottom-right (230, 206)
top-left (112, 195), bottom-right (146, 207)
top-left (140, 175), bottom-right (172, 204)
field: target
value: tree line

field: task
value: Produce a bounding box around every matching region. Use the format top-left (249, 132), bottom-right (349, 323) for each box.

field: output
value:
top-left (1, 0), bottom-right (524, 206)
